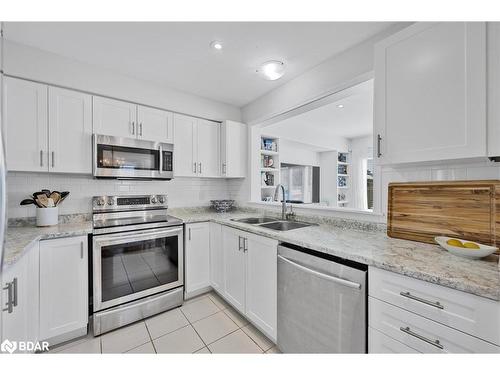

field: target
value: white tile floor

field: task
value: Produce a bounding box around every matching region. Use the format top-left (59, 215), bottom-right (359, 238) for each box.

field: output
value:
top-left (49, 292), bottom-right (281, 354)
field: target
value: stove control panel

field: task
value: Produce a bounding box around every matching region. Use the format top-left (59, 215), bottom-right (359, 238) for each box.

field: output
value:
top-left (92, 194), bottom-right (168, 211)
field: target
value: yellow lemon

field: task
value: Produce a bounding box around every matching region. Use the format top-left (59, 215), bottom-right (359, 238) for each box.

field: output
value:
top-left (447, 239), bottom-right (464, 247)
top-left (463, 242), bottom-right (480, 250)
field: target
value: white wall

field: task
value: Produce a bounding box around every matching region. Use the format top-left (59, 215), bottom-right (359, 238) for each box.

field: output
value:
top-left (241, 23), bottom-right (411, 125)
top-left (279, 139), bottom-right (322, 166)
top-left (3, 40), bottom-right (241, 122)
top-left (7, 172), bottom-right (246, 218)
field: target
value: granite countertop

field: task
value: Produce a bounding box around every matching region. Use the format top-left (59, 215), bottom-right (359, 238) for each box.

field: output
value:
top-left (4, 207), bottom-right (500, 301)
top-left (170, 208), bottom-right (500, 301)
top-left (3, 221), bottom-right (92, 266)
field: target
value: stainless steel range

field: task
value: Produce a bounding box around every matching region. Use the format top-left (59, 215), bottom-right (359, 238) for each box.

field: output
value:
top-left (91, 194), bottom-right (184, 335)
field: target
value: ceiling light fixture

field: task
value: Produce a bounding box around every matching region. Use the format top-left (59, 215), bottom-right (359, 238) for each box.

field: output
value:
top-left (337, 104), bottom-right (344, 108)
top-left (257, 60), bottom-right (286, 81)
top-left (210, 41), bottom-right (223, 50)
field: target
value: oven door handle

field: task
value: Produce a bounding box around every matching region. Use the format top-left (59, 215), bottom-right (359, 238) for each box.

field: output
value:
top-left (94, 226), bottom-right (183, 245)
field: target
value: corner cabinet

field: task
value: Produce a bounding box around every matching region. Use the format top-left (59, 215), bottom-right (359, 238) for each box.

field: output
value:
top-left (1, 244), bottom-right (40, 352)
top-left (173, 114), bottom-right (220, 177)
top-left (374, 22), bottom-right (487, 165)
top-left (39, 236), bottom-right (89, 345)
top-left (221, 226), bottom-right (278, 341)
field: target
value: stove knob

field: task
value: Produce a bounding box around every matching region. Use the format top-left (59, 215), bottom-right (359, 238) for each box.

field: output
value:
top-left (107, 198), bottom-right (115, 206)
top-left (151, 196), bottom-right (158, 204)
top-left (96, 198), bottom-right (105, 206)
top-left (158, 196), bottom-right (165, 204)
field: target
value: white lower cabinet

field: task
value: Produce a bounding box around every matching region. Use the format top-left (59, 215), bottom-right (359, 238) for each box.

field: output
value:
top-left (221, 225), bottom-right (278, 341)
top-left (369, 327), bottom-right (419, 353)
top-left (1, 244), bottom-right (40, 352)
top-left (222, 226), bottom-right (247, 313)
top-left (39, 236), bottom-right (88, 345)
top-left (184, 222), bottom-right (211, 298)
top-left (368, 267), bottom-right (500, 353)
top-left (209, 222), bottom-right (224, 293)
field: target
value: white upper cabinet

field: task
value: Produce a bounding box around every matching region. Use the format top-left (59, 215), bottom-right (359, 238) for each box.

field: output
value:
top-left (173, 114), bottom-right (220, 177)
top-left (39, 236), bottom-right (88, 344)
top-left (93, 96), bottom-right (137, 138)
top-left (374, 22), bottom-right (487, 165)
top-left (197, 119), bottom-right (220, 177)
top-left (3, 77), bottom-right (48, 172)
top-left (48, 87), bottom-right (92, 174)
top-left (136, 105), bottom-right (173, 143)
top-left (487, 22), bottom-right (500, 158)
top-left (221, 120), bottom-right (247, 178)
top-left (173, 113), bottom-right (197, 176)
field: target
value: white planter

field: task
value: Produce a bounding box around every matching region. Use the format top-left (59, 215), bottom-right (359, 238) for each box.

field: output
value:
top-left (36, 207), bottom-right (59, 227)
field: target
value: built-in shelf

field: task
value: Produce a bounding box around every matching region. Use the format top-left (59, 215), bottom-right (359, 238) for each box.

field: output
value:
top-left (337, 174), bottom-right (349, 177)
top-left (260, 135), bottom-right (280, 202)
top-left (337, 200), bottom-right (349, 204)
top-left (260, 149), bottom-right (279, 155)
top-left (261, 185), bottom-right (277, 189)
top-left (260, 167), bottom-right (278, 172)
top-left (337, 186), bottom-right (349, 189)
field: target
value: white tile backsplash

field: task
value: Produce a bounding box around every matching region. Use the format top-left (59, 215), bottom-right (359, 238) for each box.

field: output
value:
top-left (7, 172), bottom-right (246, 219)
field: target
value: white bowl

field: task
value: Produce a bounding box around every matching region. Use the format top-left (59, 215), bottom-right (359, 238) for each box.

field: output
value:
top-left (434, 236), bottom-right (498, 259)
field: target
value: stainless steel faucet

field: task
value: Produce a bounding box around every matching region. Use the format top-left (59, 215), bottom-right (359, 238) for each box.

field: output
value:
top-left (274, 184), bottom-right (287, 220)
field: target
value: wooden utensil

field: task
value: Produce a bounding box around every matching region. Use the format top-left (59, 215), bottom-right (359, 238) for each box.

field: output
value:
top-left (49, 191), bottom-right (61, 206)
top-left (35, 194), bottom-right (49, 208)
top-left (387, 180), bottom-right (500, 254)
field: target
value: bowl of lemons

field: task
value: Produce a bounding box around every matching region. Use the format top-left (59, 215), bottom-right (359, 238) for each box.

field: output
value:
top-left (434, 236), bottom-right (498, 259)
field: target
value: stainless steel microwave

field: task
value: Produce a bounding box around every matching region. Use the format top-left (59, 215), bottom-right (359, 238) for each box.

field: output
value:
top-left (93, 134), bottom-right (174, 180)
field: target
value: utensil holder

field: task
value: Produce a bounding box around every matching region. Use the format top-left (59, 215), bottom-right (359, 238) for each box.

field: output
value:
top-left (36, 207), bottom-right (58, 227)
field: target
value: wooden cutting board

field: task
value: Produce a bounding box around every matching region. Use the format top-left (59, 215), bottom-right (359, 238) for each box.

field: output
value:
top-left (387, 180), bottom-right (500, 251)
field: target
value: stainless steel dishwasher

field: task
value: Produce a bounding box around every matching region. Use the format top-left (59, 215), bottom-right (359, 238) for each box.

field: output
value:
top-left (277, 243), bottom-right (367, 353)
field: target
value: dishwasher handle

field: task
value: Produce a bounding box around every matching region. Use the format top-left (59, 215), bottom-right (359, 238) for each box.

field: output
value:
top-left (278, 254), bottom-right (361, 289)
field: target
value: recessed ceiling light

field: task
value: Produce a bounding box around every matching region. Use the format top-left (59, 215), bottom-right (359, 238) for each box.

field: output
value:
top-left (337, 104), bottom-right (344, 108)
top-left (257, 60), bottom-right (286, 81)
top-left (210, 41), bottom-right (223, 50)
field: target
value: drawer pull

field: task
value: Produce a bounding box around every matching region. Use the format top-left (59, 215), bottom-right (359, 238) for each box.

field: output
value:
top-left (400, 326), bottom-right (444, 350)
top-left (400, 291), bottom-right (444, 310)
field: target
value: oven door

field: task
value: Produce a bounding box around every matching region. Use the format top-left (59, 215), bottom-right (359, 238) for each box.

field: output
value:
top-left (93, 134), bottom-right (173, 180)
top-left (93, 226), bottom-right (183, 312)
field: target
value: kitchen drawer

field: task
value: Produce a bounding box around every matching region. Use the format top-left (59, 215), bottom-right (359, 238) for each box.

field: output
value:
top-left (369, 266), bottom-right (500, 346)
top-left (369, 327), bottom-right (419, 353)
top-left (369, 297), bottom-right (500, 353)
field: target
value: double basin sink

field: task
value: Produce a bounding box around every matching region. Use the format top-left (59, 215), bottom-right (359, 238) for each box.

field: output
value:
top-left (231, 217), bottom-right (316, 231)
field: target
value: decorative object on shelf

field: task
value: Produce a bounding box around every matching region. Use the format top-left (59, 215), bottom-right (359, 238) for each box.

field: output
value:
top-left (210, 199), bottom-right (235, 213)
top-left (337, 176), bottom-right (347, 187)
top-left (262, 155), bottom-right (275, 168)
top-left (435, 236), bottom-right (498, 259)
top-left (261, 138), bottom-right (277, 152)
top-left (263, 172), bottom-right (275, 186)
top-left (338, 152), bottom-right (348, 163)
top-left (338, 192), bottom-right (346, 202)
top-left (337, 164), bottom-right (348, 175)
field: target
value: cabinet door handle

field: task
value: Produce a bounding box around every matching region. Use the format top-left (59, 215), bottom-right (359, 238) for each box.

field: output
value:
top-left (198, 162), bottom-right (202, 174)
top-left (12, 278), bottom-right (18, 307)
top-left (222, 163), bottom-right (226, 175)
top-left (80, 241), bottom-right (84, 259)
top-left (2, 281), bottom-right (13, 313)
top-left (238, 236), bottom-right (242, 251)
top-left (51, 151), bottom-right (55, 168)
top-left (377, 134), bottom-right (382, 158)
top-left (40, 150), bottom-right (43, 167)
top-left (400, 291), bottom-right (444, 310)
top-left (131, 121), bottom-right (135, 135)
top-left (193, 162), bottom-right (197, 174)
top-left (400, 326), bottom-right (444, 350)
top-left (139, 123), bottom-right (143, 136)
top-left (189, 228), bottom-right (191, 241)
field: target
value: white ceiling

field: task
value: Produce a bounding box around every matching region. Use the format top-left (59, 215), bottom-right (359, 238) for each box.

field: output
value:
top-left (4, 22), bottom-right (394, 107)
top-left (265, 79), bottom-right (373, 149)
